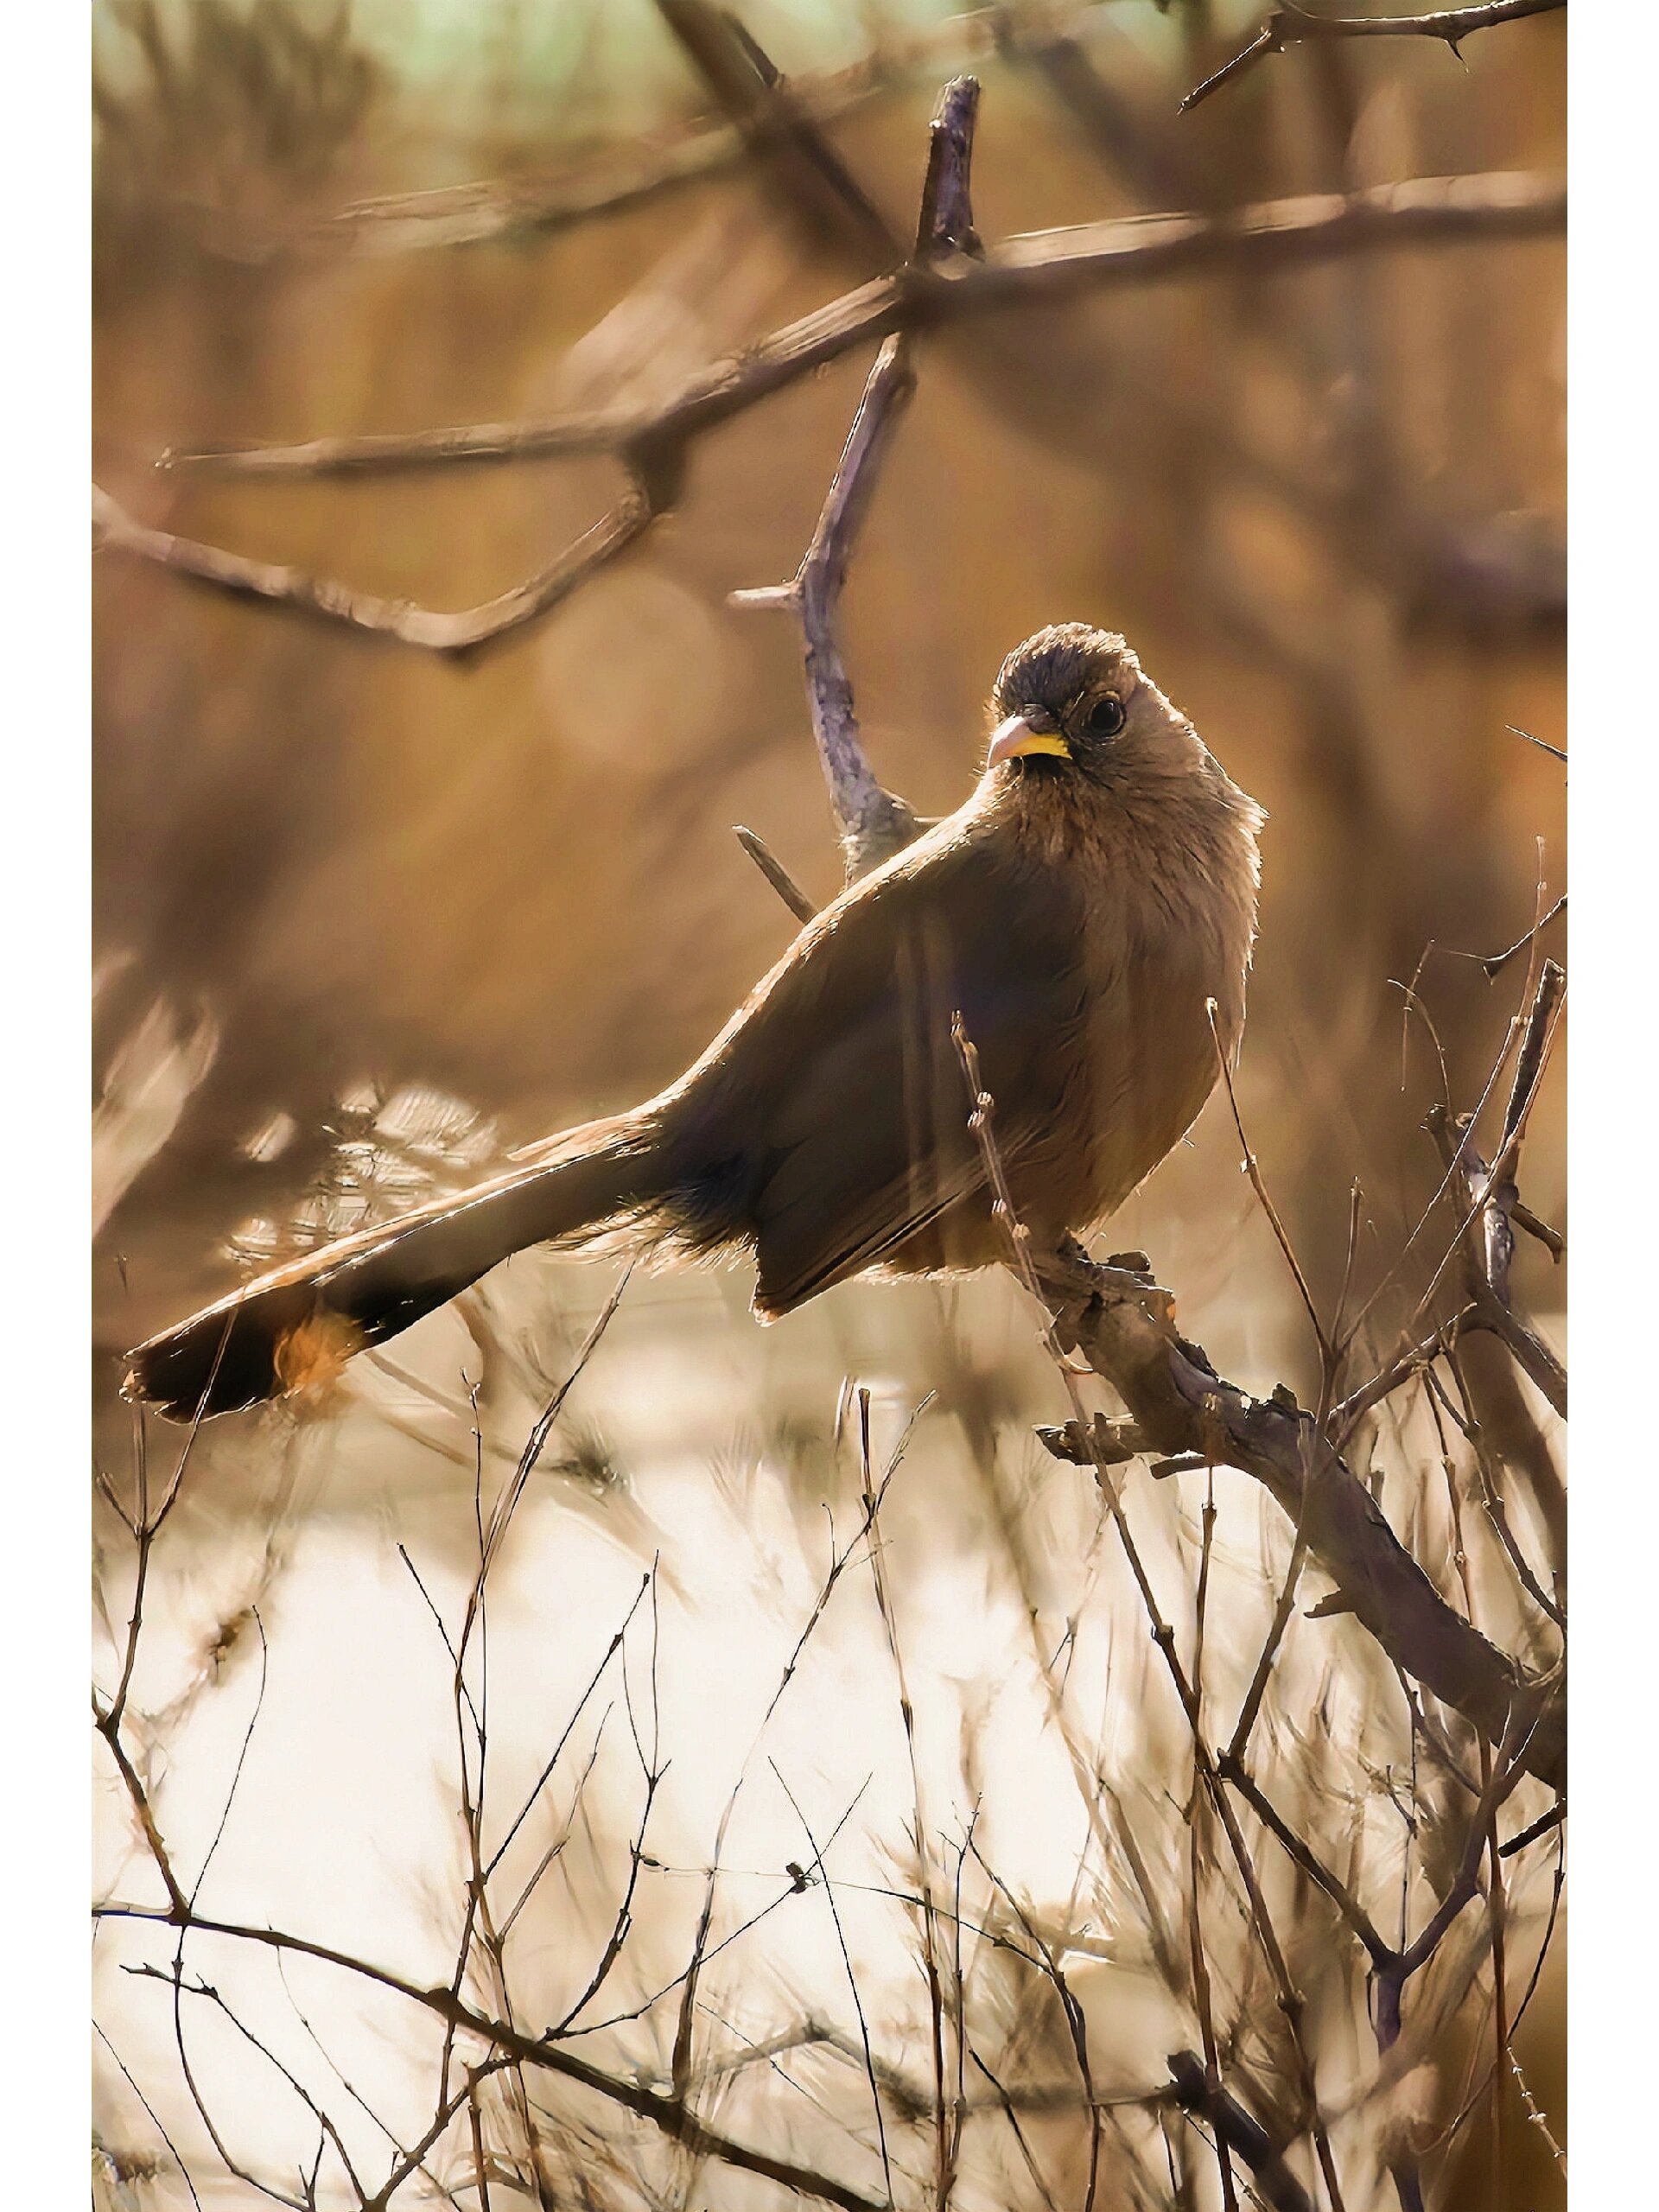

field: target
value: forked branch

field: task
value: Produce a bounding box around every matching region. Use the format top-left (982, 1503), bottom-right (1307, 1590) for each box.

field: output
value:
top-left (156, 174), bottom-right (1567, 485)
top-left (94, 166), bottom-right (1562, 658)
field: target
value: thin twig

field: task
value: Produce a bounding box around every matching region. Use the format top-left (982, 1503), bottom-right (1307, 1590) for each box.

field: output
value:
top-left (1506, 722), bottom-right (1567, 763)
top-left (1328, 1306), bottom-right (1477, 1446)
top-left (956, 1027), bottom-right (1348, 2208)
top-left (859, 1389), bottom-right (954, 2208)
top-left (734, 825), bottom-right (817, 923)
top-left (1469, 892), bottom-right (1567, 981)
top-left (1185, 1474), bottom-right (1242, 2212)
top-left (974, 1845), bottom-right (1103, 2212)
top-left (1180, 2), bottom-right (1566, 113)
top-left (99, 1901), bottom-right (887, 2212)
top-left (769, 1762), bottom-right (895, 2204)
top-left (1205, 998), bottom-right (1335, 1372)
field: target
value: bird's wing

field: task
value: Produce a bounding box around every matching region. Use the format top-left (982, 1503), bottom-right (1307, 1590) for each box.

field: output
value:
top-left (687, 820), bottom-right (1096, 1314)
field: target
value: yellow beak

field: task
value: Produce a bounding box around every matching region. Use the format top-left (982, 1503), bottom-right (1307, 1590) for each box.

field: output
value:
top-left (988, 713), bottom-right (1071, 767)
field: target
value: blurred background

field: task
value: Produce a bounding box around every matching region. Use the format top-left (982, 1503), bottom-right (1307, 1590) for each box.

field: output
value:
top-left (92, 4), bottom-right (1567, 2207)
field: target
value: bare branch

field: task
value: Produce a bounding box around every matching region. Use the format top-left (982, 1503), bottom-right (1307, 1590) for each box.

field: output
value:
top-left (769, 1762), bottom-right (894, 2202)
top-left (732, 332), bottom-right (922, 876)
top-left (654, 0), bottom-right (900, 264)
top-left (728, 74), bottom-right (991, 877)
top-left (1181, 2), bottom-right (1566, 114)
top-left (1329, 1306), bottom-right (1477, 1445)
top-left (1166, 2052), bottom-right (1314, 2212)
top-left (156, 173), bottom-right (1565, 485)
top-left (92, 480), bottom-right (657, 661)
top-left (1424, 979), bottom-right (1567, 1424)
top-left (859, 1391), bottom-right (955, 2205)
top-left (111, 166), bottom-right (1560, 661)
top-left (99, 1901), bottom-right (887, 2212)
top-left (1499, 956), bottom-right (1566, 1165)
top-left (1217, 1758), bottom-right (1389, 1965)
top-left (158, 12), bottom-right (1012, 264)
top-left (734, 825), bottom-right (817, 923)
top-left (915, 74), bottom-right (982, 260)
top-left (1029, 1244), bottom-right (1564, 1793)
top-left (1205, 996), bottom-right (1334, 1372)
top-left (1506, 721), bottom-right (1567, 764)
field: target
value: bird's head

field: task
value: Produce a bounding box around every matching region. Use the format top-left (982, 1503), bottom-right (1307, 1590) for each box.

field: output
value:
top-left (985, 623), bottom-right (1191, 789)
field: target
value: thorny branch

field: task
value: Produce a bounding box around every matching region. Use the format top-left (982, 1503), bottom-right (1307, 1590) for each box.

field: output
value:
top-left (1180, 1), bottom-right (1567, 114)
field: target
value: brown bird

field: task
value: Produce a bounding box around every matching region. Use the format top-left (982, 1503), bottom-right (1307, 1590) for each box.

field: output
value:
top-left (126, 625), bottom-right (1263, 1421)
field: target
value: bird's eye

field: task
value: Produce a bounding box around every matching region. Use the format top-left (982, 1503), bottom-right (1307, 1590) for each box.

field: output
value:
top-left (1083, 695), bottom-right (1125, 737)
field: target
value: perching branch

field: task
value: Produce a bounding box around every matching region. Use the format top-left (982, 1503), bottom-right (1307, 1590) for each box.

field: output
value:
top-left (1181, 1), bottom-right (1566, 114)
top-left (1030, 1243), bottom-right (1562, 1792)
top-left (734, 469), bottom-right (1563, 1786)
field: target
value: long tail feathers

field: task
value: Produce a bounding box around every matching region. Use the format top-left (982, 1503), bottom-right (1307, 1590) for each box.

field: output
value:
top-left (124, 1120), bottom-right (658, 1422)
